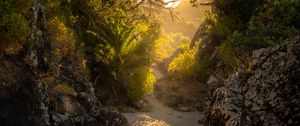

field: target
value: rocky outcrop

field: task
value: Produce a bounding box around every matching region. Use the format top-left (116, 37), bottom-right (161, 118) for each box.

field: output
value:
top-left (0, 57), bottom-right (128, 126)
top-left (204, 36), bottom-right (300, 126)
top-left (0, 0), bottom-right (128, 126)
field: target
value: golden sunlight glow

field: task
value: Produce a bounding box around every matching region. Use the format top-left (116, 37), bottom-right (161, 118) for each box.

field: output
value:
top-left (164, 0), bottom-right (181, 8)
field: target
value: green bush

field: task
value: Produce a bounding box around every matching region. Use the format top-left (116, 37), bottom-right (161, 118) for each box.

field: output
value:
top-left (1, 13), bottom-right (29, 41)
top-left (76, 0), bottom-right (161, 101)
top-left (217, 42), bottom-right (242, 70)
top-left (168, 43), bottom-right (198, 78)
top-left (200, 0), bottom-right (300, 74)
top-left (127, 66), bottom-right (156, 100)
top-left (0, 0), bottom-right (31, 54)
top-left (167, 41), bottom-right (212, 81)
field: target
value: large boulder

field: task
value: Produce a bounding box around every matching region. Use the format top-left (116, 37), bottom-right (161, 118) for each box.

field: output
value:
top-left (204, 36), bottom-right (300, 126)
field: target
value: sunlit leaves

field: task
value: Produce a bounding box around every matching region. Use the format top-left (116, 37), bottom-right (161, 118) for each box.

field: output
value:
top-left (168, 41), bottom-right (199, 78)
top-left (49, 17), bottom-right (69, 42)
top-left (154, 38), bottom-right (174, 61)
top-left (154, 32), bottom-right (190, 61)
top-left (128, 66), bottom-right (156, 100)
top-left (135, 23), bottom-right (149, 33)
top-left (95, 43), bottom-right (115, 64)
top-left (168, 48), bottom-right (196, 73)
top-left (83, 0), bottom-right (160, 100)
top-left (87, 0), bottom-right (151, 61)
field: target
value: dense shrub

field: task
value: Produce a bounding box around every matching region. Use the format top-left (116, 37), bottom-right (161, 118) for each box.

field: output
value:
top-left (217, 0), bottom-right (299, 69)
top-left (154, 32), bottom-right (190, 62)
top-left (48, 16), bottom-right (76, 58)
top-left (188, 0), bottom-right (300, 80)
top-left (0, 0), bottom-right (31, 54)
top-left (168, 43), bottom-right (198, 78)
top-left (167, 40), bottom-right (212, 81)
top-left (127, 66), bottom-right (156, 100)
top-left (77, 0), bottom-right (161, 101)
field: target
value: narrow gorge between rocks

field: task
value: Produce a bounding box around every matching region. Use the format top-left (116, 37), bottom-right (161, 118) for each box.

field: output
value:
top-left (0, 0), bottom-right (299, 126)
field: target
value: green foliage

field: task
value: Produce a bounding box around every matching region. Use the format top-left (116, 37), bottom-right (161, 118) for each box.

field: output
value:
top-left (45, 0), bottom-right (77, 62)
top-left (217, 42), bottom-right (242, 70)
top-left (183, 0), bottom-right (300, 83)
top-left (44, 0), bottom-right (75, 27)
top-left (76, 0), bottom-right (161, 100)
top-left (121, 22), bottom-right (160, 100)
top-left (196, 0), bottom-right (300, 77)
top-left (0, 0), bottom-right (31, 54)
top-left (127, 66), bottom-right (156, 100)
top-left (1, 13), bottom-right (29, 41)
top-left (168, 43), bottom-right (197, 76)
top-left (167, 39), bottom-right (212, 81)
top-left (86, 0), bottom-right (152, 66)
top-left (154, 32), bottom-right (190, 62)
top-left (0, 0), bottom-right (32, 15)
top-left (167, 40), bottom-right (209, 80)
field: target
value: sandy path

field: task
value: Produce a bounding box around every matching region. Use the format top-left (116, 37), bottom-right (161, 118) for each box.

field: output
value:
top-left (122, 93), bottom-right (202, 126)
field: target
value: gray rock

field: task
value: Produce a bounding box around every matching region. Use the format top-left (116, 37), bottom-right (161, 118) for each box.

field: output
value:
top-left (205, 36), bottom-right (300, 126)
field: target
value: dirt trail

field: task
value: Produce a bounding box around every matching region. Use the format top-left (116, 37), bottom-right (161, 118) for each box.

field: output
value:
top-left (122, 69), bottom-right (203, 126)
top-left (122, 93), bottom-right (202, 126)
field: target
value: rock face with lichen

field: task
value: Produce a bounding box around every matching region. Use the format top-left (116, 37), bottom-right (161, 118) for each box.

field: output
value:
top-left (0, 1), bottom-right (128, 126)
top-left (204, 36), bottom-right (300, 126)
